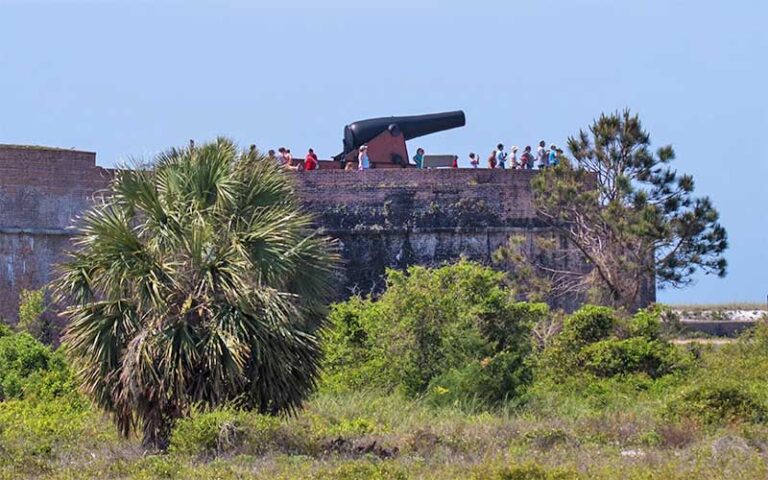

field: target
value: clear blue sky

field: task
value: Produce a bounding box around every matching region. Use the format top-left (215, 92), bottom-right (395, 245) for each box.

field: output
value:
top-left (1, 0), bottom-right (765, 304)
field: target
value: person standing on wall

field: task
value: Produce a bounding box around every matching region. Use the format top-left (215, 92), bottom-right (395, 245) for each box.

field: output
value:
top-left (358, 145), bottom-right (370, 170)
top-left (521, 146), bottom-right (534, 170)
top-left (413, 147), bottom-right (425, 169)
top-left (469, 152), bottom-right (479, 168)
top-left (548, 144), bottom-right (558, 167)
top-left (510, 146), bottom-right (519, 169)
top-left (536, 140), bottom-right (547, 169)
top-left (305, 148), bottom-right (319, 171)
top-left (496, 143), bottom-right (508, 169)
top-left (488, 149), bottom-right (497, 169)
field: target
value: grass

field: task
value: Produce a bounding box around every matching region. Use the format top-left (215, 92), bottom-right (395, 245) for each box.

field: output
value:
top-left (4, 367), bottom-right (768, 478)
top-left (4, 311), bottom-right (768, 478)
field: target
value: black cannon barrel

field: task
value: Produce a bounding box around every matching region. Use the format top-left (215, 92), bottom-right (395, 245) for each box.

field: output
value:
top-left (342, 110), bottom-right (466, 154)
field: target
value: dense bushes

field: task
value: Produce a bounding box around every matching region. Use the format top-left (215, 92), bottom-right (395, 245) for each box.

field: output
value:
top-left (169, 409), bottom-right (281, 457)
top-left (666, 381), bottom-right (767, 425)
top-left (580, 337), bottom-right (682, 378)
top-left (0, 327), bottom-right (74, 401)
top-left (17, 288), bottom-right (51, 343)
top-left (322, 261), bottom-right (547, 406)
top-left (540, 305), bottom-right (688, 379)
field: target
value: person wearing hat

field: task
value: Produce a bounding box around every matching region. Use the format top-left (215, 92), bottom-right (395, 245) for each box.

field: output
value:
top-left (548, 144), bottom-right (558, 167)
top-left (510, 146), bottom-right (519, 169)
top-left (358, 145), bottom-right (370, 170)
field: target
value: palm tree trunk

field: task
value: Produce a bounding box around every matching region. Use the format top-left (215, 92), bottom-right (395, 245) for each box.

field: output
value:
top-left (141, 403), bottom-right (174, 451)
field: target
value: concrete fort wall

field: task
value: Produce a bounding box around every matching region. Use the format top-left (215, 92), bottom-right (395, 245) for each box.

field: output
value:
top-left (0, 145), bottom-right (597, 322)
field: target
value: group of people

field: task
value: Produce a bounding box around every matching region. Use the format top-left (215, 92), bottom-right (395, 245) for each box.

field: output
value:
top-left (266, 147), bottom-right (319, 171)
top-left (469, 141), bottom-right (562, 170)
top-left (264, 139), bottom-right (562, 171)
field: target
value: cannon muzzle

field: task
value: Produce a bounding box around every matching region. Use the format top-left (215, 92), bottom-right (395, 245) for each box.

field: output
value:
top-left (342, 110), bottom-right (466, 154)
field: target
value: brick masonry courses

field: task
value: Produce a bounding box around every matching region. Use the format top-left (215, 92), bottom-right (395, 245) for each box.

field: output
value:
top-left (0, 146), bottom-right (623, 323)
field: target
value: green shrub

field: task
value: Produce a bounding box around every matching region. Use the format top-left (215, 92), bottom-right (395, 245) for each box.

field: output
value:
top-left (322, 261), bottom-right (547, 406)
top-left (315, 461), bottom-right (408, 480)
top-left (0, 322), bottom-right (13, 338)
top-left (0, 396), bottom-right (97, 463)
top-left (666, 381), bottom-right (768, 425)
top-left (470, 462), bottom-right (583, 479)
top-left (580, 337), bottom-right (684, 378)
top-left (628, 306), bottom-right (664, 340)
top-left (0, 331), bottom-right (75, 401)
top-left (540, 305), bottom-right (688, 380)
top-left (17, 288), bottom-right (49, 342)
top-left (562, 306), bottom-right (617, 346)
top-left (169, 408), bottom-right (280, 457)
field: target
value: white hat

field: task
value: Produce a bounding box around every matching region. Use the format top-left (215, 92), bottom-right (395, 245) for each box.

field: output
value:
top-left (511, 145), bottom-right (519, 151)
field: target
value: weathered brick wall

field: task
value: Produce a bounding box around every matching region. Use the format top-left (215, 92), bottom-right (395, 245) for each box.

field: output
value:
top-left (292, 169), bottom-right (590, 308)
top-left (0, 147), bottom-right (614, 323)
top-left (0, 146), bottom-right (113, 321)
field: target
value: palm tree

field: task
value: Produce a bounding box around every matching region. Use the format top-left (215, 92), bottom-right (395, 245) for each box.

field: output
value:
top-left (54, 138), bottom-right (338, 450)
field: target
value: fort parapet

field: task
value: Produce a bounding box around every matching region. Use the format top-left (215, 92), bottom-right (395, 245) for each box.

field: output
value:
top-left (0, 145), bottom-right (603, 322)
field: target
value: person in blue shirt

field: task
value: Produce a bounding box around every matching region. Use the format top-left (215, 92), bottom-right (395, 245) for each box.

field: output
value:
top-left (358, 145), bottom-right (370, 170)
top-left (495, 143), bottom-right (508, 169)
top-left (413, 147), bottom-right (425, 168)
top-left (548, 144), bottom-right (559, 166)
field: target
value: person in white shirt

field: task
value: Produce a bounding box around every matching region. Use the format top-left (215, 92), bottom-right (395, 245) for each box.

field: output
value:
top-left (536, 140), bottom-right (547, 169)
top-left (510, 146), bottom-right (519, 169)
top-left (469, 152), bottom-right (479, 168)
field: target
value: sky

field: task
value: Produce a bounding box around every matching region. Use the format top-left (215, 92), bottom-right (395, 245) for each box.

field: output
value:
top-left (0, 0), bottom-right (765, 304)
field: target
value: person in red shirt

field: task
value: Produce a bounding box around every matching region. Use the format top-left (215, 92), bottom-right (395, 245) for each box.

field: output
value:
top-left (305, 148), bottom-right (319, 171)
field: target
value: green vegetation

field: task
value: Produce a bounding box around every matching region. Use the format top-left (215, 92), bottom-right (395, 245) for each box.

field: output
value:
top-left (17, 288), bottom-right (50, 342)
top-left (321, 262), bottom-right (546, 406)
top-left (1, 262), bottom-right (767, 477)
top-left (540, 305), bottom-right (691, 380)
top-left (514, 110), bottom-right (728, 310)
top-left (0, 327), bottom-right (74, 401)
top-left (52, 139), bottom-right (338, 450)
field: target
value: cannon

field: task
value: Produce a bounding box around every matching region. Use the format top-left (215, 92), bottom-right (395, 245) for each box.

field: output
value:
top-left (334, 110), bottom-right (466, 168)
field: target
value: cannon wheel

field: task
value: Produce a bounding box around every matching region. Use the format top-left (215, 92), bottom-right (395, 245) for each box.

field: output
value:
top-left (391, 153), bottom-right (407, 168)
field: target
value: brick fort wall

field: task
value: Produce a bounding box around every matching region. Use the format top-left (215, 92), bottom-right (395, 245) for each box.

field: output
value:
top-left (0, 146), bottom-right (622, 322)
